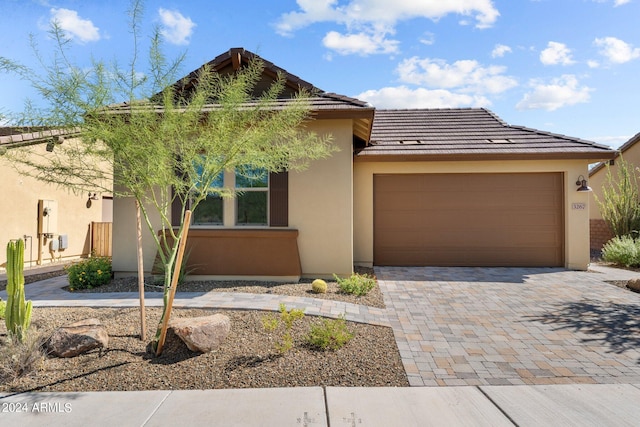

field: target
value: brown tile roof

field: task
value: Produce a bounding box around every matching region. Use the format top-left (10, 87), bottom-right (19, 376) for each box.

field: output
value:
top-left (356, 108), bottom-right (617, 161)
top-left (589, 131), bottom-right (640, 176)
top-left (106, 48), bottom-right (374, 140)
top-left (0, 127), bottom-right (80, 150)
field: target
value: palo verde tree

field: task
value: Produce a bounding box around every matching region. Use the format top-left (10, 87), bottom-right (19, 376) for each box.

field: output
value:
top-left (0, 1), bottom-right (334, 353)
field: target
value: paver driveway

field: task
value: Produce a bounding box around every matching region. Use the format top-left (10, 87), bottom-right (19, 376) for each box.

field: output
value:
top-left (376, 266), bottom-right (640, 387)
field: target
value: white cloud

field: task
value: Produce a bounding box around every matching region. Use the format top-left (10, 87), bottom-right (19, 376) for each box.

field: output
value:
top-left (594, 36), bottom-right (640, 64)
top-left (396, 57), bottom-right (518, 94)
top-left (540, 41), bottom-right (575, 66)
top-left (587, 60), bottom-right (600, 68)
top-left (275, 0), bottom-right (500, 55)
top-left (516, 75), bottom-right (592, 111)
top-left (593, 0), bottom-right (631, 6)
top-left (158, 8), bottom-right (196, 45)
top-left (590, 135), bottom-right (632, 149)
top-left (50, 8), bottom-right (100, 43)
top-left (420, 32), bottom-right (435, 46)
top-left (323, 30), bottom-right (399, 55)
top-left (491, 44), bottom-right (512, 58)
top-left (355, 86), bottom-right (490, 109)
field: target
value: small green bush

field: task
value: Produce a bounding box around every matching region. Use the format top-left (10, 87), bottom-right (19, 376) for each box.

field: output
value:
top-left (261, 303), bottom-right (305, 353)
top-left (65, 256), bottom-right (112, 290)
top-left (602, 235), bottom-right (640, 267)
top-left (311, 279), bottom-right (328, 294)
top-left (306, 315), bottom-right (353, 351)
top-left (334, 273), bottom-right (376, 296)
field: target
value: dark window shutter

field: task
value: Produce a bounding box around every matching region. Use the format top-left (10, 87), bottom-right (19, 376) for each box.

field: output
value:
top-left (269, 171), bottom-right (288, 227)
top-left (171, 187), bottom-right (185, 227)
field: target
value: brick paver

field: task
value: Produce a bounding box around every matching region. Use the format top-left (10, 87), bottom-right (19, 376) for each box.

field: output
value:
top-left (376, 266), bottom-right (640, 386)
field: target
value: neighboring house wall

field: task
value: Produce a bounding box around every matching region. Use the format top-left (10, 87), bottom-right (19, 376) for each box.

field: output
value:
top-left (353, 159), bottom-right (592, 270)
top-left (589, 134), bottom-right (640, 250)
top-left (0, 142), bottom-right (106, 270)
top-left (111, 119), bottom-right (353, 279)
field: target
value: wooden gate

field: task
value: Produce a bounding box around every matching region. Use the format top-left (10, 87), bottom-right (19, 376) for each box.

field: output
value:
top-left (91, 222), bottom-right (112, 257)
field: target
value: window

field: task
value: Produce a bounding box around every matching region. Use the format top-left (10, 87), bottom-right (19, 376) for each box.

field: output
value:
top-left (192, 170), bottom-right (224, 225)
top-left (235, 166), bottom-right (268, 226)
top-left (190, 166), bottom-right (271, 227)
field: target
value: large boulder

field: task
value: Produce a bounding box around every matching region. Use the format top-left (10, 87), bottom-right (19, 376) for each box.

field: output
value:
top-left (45, 318), bottom-right (109, 358)
top-left (169, 314), bottom-right (231, 353)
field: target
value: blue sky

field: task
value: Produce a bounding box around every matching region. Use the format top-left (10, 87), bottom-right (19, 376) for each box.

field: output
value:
top-left (0, 0), bottom-right (638, 148)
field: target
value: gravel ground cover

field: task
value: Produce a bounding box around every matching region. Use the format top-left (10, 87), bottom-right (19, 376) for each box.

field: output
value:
top-left (67, 274), bottom-right (386, 309)
top-left (1, 268), bottom-right (407, 392)
top-left (1, 307), bottom-right (407, 392)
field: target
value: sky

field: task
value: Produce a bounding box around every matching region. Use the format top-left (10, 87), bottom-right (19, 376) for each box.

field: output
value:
top-left (0, 0), bottom-right (638, 149)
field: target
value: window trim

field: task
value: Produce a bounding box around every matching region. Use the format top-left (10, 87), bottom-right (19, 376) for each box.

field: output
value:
top-left (172, 170), bottom-right (288, 228)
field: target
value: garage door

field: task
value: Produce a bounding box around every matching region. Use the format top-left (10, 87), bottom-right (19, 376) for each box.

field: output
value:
top-left (374, 173), bottom-right (564, 267)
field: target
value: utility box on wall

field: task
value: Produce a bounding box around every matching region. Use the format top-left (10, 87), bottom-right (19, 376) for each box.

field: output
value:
top-left (38, 199), bottom-right (58, 237)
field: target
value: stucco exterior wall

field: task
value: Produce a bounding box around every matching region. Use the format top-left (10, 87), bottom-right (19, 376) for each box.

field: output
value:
top-left (353, 159), bottom-right (592, 270)
top-left (289, 119), bottom-right (353, 278)
top-left (111, 186), bottom-right (163, 276)
top-left (112, 119), bottom-right (354, 279)
top-left (0, 143), bottom-right (106, 270)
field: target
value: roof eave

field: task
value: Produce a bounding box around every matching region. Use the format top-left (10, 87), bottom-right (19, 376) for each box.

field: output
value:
top-left (353, 151), bottom-right (618, 162)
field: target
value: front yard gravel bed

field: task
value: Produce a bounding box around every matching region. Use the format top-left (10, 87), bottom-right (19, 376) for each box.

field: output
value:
top-left (1, 307), bottom-right (408, 392)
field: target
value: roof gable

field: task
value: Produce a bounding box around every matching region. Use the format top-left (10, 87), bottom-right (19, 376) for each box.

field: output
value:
top-left (590, 131), bottom-right (640, 176)
top-left (112, 48), bottom-right (374, 142)
top-left (356, 108), bottom-right (616, 162)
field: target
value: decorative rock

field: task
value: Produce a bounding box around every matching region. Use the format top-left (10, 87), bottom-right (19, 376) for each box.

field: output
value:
top-left (45, 318), bottom-right (109, 358)
top-left (169, 314), bottom-right (231, 353)
top-left (627, 278), bottom-right (640, 292)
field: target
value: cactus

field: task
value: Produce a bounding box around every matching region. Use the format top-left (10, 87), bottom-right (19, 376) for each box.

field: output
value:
top-left (311, 279), bottom-right (328, 294)
top-left (5, 239), bottom-right (32, 342)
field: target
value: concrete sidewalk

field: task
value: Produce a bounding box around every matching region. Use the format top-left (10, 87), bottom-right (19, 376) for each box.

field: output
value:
top-left (2, 384), bottom-right (640, 426)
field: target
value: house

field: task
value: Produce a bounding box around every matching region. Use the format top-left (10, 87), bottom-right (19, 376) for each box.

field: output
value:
top-left (589, 132), bottom-right (640, 252)
top-left (112, 48), bottom-right (616, 280)
top-left (0, 128), bottom-right (113, 271)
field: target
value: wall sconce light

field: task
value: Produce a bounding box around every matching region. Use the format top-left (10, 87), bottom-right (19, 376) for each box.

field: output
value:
top-left (86, 192), bottom-right (98, 208)
top-left (45, 140), bottom-right (55, 152)
top-left (576, 175), bottom-right (592, 192)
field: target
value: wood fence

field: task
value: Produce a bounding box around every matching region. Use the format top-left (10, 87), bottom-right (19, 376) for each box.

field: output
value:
top-left (91, 222), bottom-right (112, 257)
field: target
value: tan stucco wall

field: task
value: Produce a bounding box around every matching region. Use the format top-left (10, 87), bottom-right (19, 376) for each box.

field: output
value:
top-left (111, 119), bottom-right (354, 279)
top-left (589, 146), bottom-right (640, 220)
top-left (289, 120), bottom-right (353, 278)
top-left (0, 143), bottom-right (107, 271)
top-left (111, 186), bottom-right (163, 276)
top-left (353, 159), bottom-right (593, 270)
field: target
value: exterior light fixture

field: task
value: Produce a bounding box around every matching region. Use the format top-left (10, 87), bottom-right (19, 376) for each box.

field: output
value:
top-left (86, 193), bottom-right (98, 208)
top-left (576, 175), bottom-right (592, 192)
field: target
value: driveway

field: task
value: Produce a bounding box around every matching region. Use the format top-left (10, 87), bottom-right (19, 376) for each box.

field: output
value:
top-left (376, 266), bottom-right (640, 387)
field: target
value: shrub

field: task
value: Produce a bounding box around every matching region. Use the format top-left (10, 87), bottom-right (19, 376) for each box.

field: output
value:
top-left (311, 279), bottom-right (327, 294)
top-left (0, 331), bottom-right (46, 384)
top-left (65, 256), bottom-right (112, 290)
top-left (306, 315), bottom-right (353, 351)
top-left (595, 157), bottom-right (640, 237)
top-left (261, 303), bottom-right (305, 353)
top-left (334, 273), bottom-right (376, 296)
top-left (602, 235), bottom-right (640, 267)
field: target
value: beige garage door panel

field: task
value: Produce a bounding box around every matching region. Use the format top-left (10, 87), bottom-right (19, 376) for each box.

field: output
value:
top-left (374, 173), bottom-right (564, 267)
